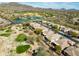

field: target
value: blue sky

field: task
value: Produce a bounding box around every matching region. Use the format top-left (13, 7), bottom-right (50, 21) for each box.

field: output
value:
top-left (19, 2), bottom-right (79, 10)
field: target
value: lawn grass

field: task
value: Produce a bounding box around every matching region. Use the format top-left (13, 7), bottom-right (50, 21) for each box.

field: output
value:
top-left (16, 45), bottom-right (30, 54)
top-left (0, 32), bottom-right (11, 37)
top-left (16, 34), bottom-right (27, 42)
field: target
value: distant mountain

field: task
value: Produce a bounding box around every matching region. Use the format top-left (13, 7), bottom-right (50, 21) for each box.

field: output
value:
top-left (56, 8), bottom-right (78, 11)
top-left (67, 9), bottom-right (78, 11)
top-left (0, 2), bottom-right (45, 12)
top-left (0, 2), bottom-right (33, 7)
top-left (0, 2), bottom-right (78, 12)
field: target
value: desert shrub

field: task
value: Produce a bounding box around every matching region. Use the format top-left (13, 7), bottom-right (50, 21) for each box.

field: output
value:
top-left (55, 45), bottom-right (62, 54)
top-left (71, 31), bottom-right (78, 37)
top-left (34, 28), bottom-right (42, 34)
top-left (5, 28), bottom-right (12, 32)
top-left (36, 47), bottom-right (51, 56)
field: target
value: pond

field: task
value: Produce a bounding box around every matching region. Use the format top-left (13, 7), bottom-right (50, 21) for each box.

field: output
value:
top-left (13, 16), bottom-right (43, 24)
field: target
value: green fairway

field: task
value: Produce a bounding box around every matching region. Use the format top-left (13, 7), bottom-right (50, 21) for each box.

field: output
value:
top-left (16, 45), bottom-right (30, 54)
top-left (16, 34), bottom-right (27, 42)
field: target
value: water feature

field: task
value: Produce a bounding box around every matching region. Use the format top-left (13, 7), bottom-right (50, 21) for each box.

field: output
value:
top-left (13, 16), bottom-right (43, 24)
